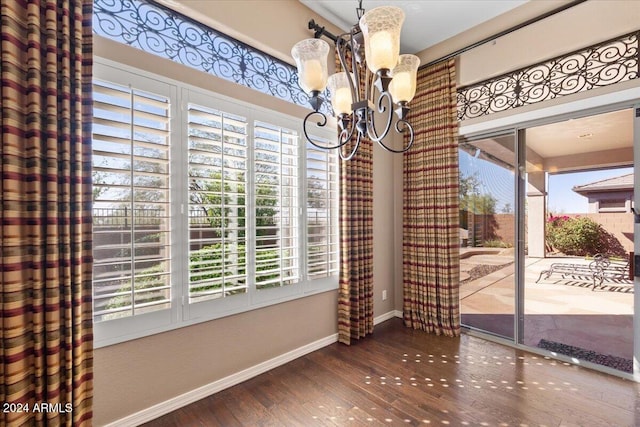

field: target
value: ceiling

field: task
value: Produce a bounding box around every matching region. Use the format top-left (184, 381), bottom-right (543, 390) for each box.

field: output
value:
top-left (465, 109), bottom-right (634, 175)
top-left (299, 1), bottom-right (633, 171)
top-left (526, 109), bottom-right (634, 159)
top-left (299, 0), bottom-right (529, 54)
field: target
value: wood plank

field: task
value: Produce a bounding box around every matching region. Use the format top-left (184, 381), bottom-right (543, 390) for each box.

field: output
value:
top-left (142, 319), bottom-right (640, 426)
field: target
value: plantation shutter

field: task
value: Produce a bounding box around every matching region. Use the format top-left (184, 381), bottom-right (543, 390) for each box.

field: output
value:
top-left (91, 64), bottom-right (340, 345)
top-left (254, 121), bottom-right (300, 289)
top-left (187, 104), bottom-right (248, 303)
top-left (306, 139), bottom-right (339, 280)
top-left (92, 80), bottom-right (171, 322)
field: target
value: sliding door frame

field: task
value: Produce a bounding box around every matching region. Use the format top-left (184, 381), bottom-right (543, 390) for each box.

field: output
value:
top-left (634, 103), bottom-right (640, 380)
top-left (459, 129), bottom-right (517, 340)
top-left (515, 128), bottom-right (526, 345)
top-left (459, 93), bottom-right (640, 382)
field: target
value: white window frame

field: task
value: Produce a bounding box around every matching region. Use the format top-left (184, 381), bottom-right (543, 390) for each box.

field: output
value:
top-left (93, 58), bottom-right (339, 347)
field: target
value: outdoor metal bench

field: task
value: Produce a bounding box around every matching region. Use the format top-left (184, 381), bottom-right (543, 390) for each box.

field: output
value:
top-left (589, 255), bottom-right (631, 291)
top-left (536, 254), bottom-right (632, 291)
top-left (536, 262), bottom-right (601, 288)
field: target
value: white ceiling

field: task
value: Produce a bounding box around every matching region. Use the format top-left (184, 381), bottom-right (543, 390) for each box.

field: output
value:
top-left (300, 0), bottom-right (632, 168)
top-left (466, 109), bottom-right (634, 174)
top-left (299, 0), bottom-right (529, 54)
top-left (526, 109), bottom-right (634, 158)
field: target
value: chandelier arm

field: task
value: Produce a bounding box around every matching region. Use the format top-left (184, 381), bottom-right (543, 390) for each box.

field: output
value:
top-left (339, 129), bottom-right (362, 161)
top-left (363, 61), bottom-right (371, 106)
top-left (336, 34), bottom-right (358, 103)
top-left (365, 91), bottom-right (393, 143)
top-left (298, 5), bottom-right (418, 161)
top-left (338, 113), bottom-right (358, 145)
top-left (303, 111), bottom-right (350, 150)
top-left (376, 119), bottom-right (415, 154)
top-left (349, 27), bottom-right (362, 103)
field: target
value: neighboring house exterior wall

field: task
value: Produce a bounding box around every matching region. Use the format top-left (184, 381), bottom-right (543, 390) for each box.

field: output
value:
top-left (573, 173), bottom-right (634, 213)
top-left (586, 191), bottom-right (633, 213)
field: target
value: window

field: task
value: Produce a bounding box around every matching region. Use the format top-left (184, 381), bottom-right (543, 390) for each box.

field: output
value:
top-left (92, 60), bottom-right (339, 346)
top-left (306, 139), bottom-right (339, 282)
top-left (598, 198), bottom-right (627, 213)
top-left (92, 79), bottom-right (172, 323)
top-left (187, 104), bottom-right (248, 303)
top-left (254, 121), bottom-right (299, 289)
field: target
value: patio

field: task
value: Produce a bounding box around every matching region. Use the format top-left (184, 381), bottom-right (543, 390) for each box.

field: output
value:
top-left (460, 250), bottom-right (634, 367)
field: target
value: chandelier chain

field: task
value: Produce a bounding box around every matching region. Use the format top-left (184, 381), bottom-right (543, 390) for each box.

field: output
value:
top-left (356, 0), bottom-right (365, 19)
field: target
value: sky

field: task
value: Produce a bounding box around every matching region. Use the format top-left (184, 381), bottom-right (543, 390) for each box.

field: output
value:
top-left (547, 167), bottom-right (634, 214)
top-left (459, 149), bottom-right (514, 213)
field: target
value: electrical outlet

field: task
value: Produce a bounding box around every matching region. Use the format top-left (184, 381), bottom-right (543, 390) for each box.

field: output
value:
top-left (382, 290), bottom-right (387, 301)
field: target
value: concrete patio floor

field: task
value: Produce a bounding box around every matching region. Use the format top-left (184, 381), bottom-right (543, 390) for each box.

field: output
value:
top-left (460, 251), bottom-right (634, 364)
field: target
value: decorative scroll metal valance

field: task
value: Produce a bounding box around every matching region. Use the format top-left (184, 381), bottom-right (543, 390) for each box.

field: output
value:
top-left (457, 31), bottom-right (639, 121)
top-left (93, 0), bottom-right (328, 113)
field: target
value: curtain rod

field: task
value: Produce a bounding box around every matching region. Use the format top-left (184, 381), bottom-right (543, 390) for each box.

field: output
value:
top-left (421, 0), bottom-right (588, 69)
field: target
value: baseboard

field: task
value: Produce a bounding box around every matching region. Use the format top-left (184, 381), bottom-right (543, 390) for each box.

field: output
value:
top-left (105, 311), bottom-right (404, 426)
top-left (103, 332), bottom-right (339, 427)
top-left (374, 310), bottom-right (403, 325)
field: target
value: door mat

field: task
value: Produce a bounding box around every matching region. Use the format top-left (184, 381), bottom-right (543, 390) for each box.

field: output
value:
top-left (538, 339), bottom-right (633, 373)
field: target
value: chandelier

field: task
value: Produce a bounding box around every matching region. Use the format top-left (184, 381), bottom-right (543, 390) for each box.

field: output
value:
top-left (291, 1), bottom-right (420, 160)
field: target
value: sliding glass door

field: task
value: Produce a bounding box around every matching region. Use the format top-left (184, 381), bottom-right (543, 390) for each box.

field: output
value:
top-left (459, 132), bottom-right (516, 339)
top-left (460, 106), bottom-right (637, 377)
top-left (522, 108), bottom-right (635, 374)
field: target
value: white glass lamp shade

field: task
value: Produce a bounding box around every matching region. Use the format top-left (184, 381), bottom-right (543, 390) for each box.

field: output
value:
top-left (291, 38), bottom-right (330, 94)
top-left (359, 6), bottom-right (404, 74)
top-left (389, 54), bottom-right (420, 103)
top-left (327, 72), bottom-right (354, 116)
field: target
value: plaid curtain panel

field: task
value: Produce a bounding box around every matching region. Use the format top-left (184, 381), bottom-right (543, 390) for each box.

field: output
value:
top-left (402, 60), bottom-right (461, 336)
top-left (337, 51), bottom-right (374, 345)
top-left (1, 0), bottom-right (94, 424)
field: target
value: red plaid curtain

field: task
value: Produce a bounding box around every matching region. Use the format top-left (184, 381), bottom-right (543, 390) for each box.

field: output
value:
top-left (403, 60), bottom-right (460, 336)
top-left (337, 51), bottom-right (374, 345)
top-left (1, 0), bottom-right (94, 424)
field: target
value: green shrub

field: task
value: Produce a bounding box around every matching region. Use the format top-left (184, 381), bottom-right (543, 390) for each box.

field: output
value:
top-left (483, 239), bottom-right (512, 248)
top-left (546, 216), bottom-right (604, 256)
top-left (104, 263), bottom-right (168, 312)
top-left (105, 243), bottom-right (288, 311)
top-left (189, 243), bottom-right (283, 293)
top-left (189, 243), bottom-right (247, 293)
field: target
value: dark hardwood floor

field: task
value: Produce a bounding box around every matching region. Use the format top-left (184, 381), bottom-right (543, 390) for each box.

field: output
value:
top-left (144, 318), bottom-right (640, 426)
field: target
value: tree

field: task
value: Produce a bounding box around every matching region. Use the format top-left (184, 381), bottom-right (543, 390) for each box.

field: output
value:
top-left (255, 184), bottom-right (278, 234)
top-left (460, 171), bottom-right (480, 202)
top-left (189, 170), bottom-right (280, 238)
top-left (307, 176), bottom-right (328, 210)
top-left (459, 171), bottom-right (497, 214)
top-left (546, 216), bottom-right (602, 256)
top-left (92, 171), bottom-right (109, 201)
top-left (189, 173), bottom-right (234, 232)
top-left (465, 193), bottom-right (497, 214)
